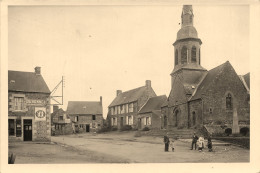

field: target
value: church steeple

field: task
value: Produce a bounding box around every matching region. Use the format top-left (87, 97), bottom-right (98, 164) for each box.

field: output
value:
top-left (171, 5), bottom-right (205, 76)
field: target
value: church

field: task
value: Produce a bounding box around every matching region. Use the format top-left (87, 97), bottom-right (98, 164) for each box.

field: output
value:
top-left (161, 5), bottom-right (250, 135)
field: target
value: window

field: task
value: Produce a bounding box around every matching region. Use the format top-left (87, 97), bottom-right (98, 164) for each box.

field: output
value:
top-left (8, 119), bottom-right (15, 136)
top-left (226, 93), bottom-right (232, 110)
top-left (175, 49), bottom-right (178, 65)
top-left (92, 115), bottom-right (96, 120)
top-left (111, 117), bottom-right (117, 126)
top-left (16, 119), bottom-right (21, 137)
top-left (191, 46), bottom-right (196, 62)
top-left (125, 104), bottom-right (128, 113)
top-left (111, 107), bottom-right (114, 115)
top-left (75, 116), bottom-right (79, 122)
top-left (144, 117), bottom-right (151, 125)
top-left (114, 106), bottom-right (117, 115)
top-left (126, 115), bottom-right (133, 125)
top-left (209, 108), bottom-right (213, 114)
top-left (129, 103), bottom-right (134, 113)
top-left (121, 105), bottom-right (125, 114)
top-left (14, 97), bottom-right (24, 110)
top-left (181, 46), bottom-right (188, 64)
top-left (59, 116), bottom-right (63, 121)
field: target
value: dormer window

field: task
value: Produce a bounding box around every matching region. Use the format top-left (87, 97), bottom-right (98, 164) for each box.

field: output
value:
top-left (175, 49), bottom-right (178, 65)
top-left (181, 46), bottom-right (188, 64)
top-left (191, 46), bottom-right (196, 62)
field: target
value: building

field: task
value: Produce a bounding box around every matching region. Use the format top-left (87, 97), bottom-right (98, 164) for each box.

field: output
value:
top-left (8, 67), bottom-right (51, 141)
top-left (107, 80), bottom-right (157, 130)
top-left (66, 97), bottom-right (103, 133)
top-left (138, 95), bottom-right (167, 130)
top-left (164, 5), bottom-right (250, 135)
top-left (51, 106), bottom-right (73, 135)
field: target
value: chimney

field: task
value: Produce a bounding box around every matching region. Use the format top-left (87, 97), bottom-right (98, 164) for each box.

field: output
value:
top-left (100, 96), bottom-right (102, 105)
top-left (145, 80), bottom-right (151, 88)
top-left (117, 90), bottom-right (122, 96)
top-left (35, 66), bottom-right (41, 75)
top-left (53, 105), bottom-right (59, 112)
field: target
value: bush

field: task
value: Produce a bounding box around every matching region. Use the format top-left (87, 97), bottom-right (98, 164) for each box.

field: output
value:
top-left (225, 128), bottom-right (232, 136)
top-left (120, 125), bottom-right (132, 131)
top-left (112, 127), bottom-right (118, 131)
top-left (97, 126), bottom-right (111, 133)
top-left (142, 127), bottom-right (150, 131)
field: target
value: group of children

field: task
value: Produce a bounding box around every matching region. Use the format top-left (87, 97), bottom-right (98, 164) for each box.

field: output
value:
top-left (191, 132), bottom-right (213, 152)
top-left (164, 132), bottom-right (213, 152)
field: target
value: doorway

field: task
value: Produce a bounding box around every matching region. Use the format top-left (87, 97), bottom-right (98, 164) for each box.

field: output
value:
top-left (120, 117), bottom-right (124, 128)
top-left (174, 110), bottom-right (179, 127)
top-left (86, 124), bottom-right (90, 132)
top-left (138, 118), bottom-right (141, 129)
top-left (23, 119), bottom-right (32, 141)
top-left (192, 112), bottom-right (196, 126)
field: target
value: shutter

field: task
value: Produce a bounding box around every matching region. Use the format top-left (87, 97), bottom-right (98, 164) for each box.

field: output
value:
top-left (149, 117), bottom-right (151, 125)
top-left (115, 117), bottom-right (117, 126)
top-left (126, 116), bottom-right (128, 125)
top-left (131, 115), bottom-right (134, 125)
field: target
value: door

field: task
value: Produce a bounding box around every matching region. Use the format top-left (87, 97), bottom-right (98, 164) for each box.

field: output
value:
top-left (120, 117), bottom-right (124, 128)
top-left (86, 124), bottom-right (90, 132)
top-left (138, 118), bottom-right (141, 129)
top-left (23, 119), bottom-right (32, 141)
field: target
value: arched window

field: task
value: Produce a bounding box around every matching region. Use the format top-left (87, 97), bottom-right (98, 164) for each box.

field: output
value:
top-left (199, 48), bottom-right (201, 64)
top-left (226, 93), bottom-right (232, 110)
top-left (175, 49), bottom-right (178, 65)
top-left (191, 46), bottom-right (196, 62)
top-left (181, 46), bottom-right (187, 64)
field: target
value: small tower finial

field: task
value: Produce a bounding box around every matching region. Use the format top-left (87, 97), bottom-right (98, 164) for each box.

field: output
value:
top-left (181, 5), bottom-right (194, 27)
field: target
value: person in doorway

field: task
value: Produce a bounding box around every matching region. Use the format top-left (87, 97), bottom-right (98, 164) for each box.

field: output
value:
top-left (163, 133), bottom-right (170, 152)
top-left (169, 138), bottom-right (175, 152)
top-left (191, 132), bottom-right (198, 150)
top-left (198, 136), bottom-right (205, 152)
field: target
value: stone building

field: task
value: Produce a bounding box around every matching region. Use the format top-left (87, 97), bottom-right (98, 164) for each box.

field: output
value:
top-left (107, 80), bottom-right (157, 130)
top-left (138, 95), bottom-right (167, 130)
top-left (8, 67), bottom-right (51, 141)
top-left (51, 107), bottom-right (73, 135)
top-left (66, 97), bottom-right (103, 133)
top-left (163, 5), bottom-right (250, 135)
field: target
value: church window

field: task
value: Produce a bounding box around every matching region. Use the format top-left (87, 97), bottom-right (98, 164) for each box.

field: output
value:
top-left (226, 94), bottom-right (232, 110)
top-left (191, 46), bottom-right (196, 62)
top-left (175, 49), bottom-right (178, 65)
top-left (209, 108), bottom-right (213, 114)
top-left (181, 46), bottom-right (188, 64)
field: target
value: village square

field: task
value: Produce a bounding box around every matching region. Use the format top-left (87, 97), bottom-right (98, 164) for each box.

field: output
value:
top-left (7, 5), bottom-right (250, 164)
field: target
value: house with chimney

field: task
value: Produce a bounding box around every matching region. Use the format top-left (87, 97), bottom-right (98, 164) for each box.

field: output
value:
top-left (107, 80), bottom-right (157, 130)
top-left (138, 95), bottom-right (167, 130)
top-left (66, 97), bottom-right (103, 133)
top-left (8, 67), bottom-right (51, 141)
top-left (51, 106), bottom-right (73, 135)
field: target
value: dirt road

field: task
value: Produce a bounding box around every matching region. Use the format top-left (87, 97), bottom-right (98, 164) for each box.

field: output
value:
top-left (51, 131), bottom-right (249, 163)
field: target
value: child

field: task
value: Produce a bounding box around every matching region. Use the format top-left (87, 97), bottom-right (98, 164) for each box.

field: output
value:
top-left (198, 136), bottom-right (205, 152)
top-left (169, 138), bottom-right (175, 152)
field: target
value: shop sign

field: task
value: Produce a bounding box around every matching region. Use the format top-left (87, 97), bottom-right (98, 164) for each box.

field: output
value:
top-left (27, 99), bottom-right (46, 105)
top-left (35, 107), bottom-right (46, 121)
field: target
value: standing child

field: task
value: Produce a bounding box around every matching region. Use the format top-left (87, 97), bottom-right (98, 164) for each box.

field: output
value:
top-left (198, 136), bottom-right (205, 152)
top-left (169, 138), bottom-right (175, 152)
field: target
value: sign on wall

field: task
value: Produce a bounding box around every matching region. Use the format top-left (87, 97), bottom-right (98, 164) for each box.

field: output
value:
top-left (27, 99), bottom-right (46, 106)
top-left (35, 107), bottom-right (47, 121)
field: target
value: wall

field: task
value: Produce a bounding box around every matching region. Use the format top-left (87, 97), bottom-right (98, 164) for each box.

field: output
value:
top-left (188, 99), bottom-right (202, 127)
top-left (69, 114), bottom-right (103, 132)
top-left (8, 91), bottom-right (51, 142)
top-left (201, 62), bottom-right (250, 126)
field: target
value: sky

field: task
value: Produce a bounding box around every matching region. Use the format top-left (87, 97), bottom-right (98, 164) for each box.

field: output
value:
top-left (8, 5), bottom-right (250, 118)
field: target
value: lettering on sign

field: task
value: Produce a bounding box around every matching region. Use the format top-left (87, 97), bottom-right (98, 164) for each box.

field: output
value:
top-left (27, 99), bottom-right (45, 105)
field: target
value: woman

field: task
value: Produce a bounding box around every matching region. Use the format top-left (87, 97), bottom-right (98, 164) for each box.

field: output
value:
top-left (198, 136), bottom-right (205, 152)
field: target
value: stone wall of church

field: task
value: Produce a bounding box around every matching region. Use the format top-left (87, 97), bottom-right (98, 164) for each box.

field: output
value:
top-left (188, 99), bottom-right (203, 127)
top-left (168, 104), bottom-right (189, 129)
top-left (201, 62), bottom-right (250, 126)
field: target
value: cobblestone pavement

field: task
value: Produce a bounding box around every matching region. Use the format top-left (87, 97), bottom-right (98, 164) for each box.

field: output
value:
top-left (51, 131), bottom-right (249, 163)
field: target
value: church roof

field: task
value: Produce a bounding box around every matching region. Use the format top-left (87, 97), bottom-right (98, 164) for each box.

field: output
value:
top-left (109, 86), bottom-right (147, 107)
top-left (8, 70), bottom-right (50, 94)
top-left (190, 61), bottom-right (229, 101)
top-left (67, 101), bottom-right (103, 115)
top-left (171, 63), bottom-right (207, 75)
top-left (239, 72), bottom-right (250, 93)
top-left (139, 95), bottom-right (167, 114)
